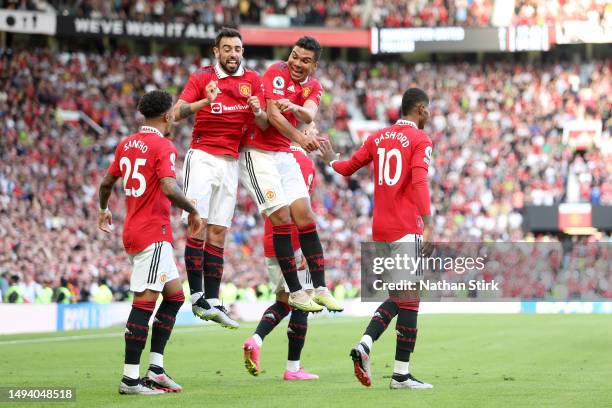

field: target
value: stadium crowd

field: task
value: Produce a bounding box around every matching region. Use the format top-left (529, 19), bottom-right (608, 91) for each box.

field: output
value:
top-left (3, 0), bottom-right (610, 28)
top-left (512, 0), bottom-right (612, 26)
top-left (0, 48), bottom-right (610, 303)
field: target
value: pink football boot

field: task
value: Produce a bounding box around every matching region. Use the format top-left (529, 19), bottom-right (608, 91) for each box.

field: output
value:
top-left (243, 337), bottom-right (261, 376)
top-left (283, 368), bottom-right (319, 381)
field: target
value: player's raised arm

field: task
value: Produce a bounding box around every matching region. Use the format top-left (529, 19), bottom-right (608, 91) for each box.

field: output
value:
top-left (249, 75), bottom-right (269, 130)
top-left (97, 173), bottom-right (119, 233)
top-left (275, 98), bottom-right (318, 124)
top-left (320, 139), bottom-right (372, 177)
top-left (266, 98), bottom-right (318, 151)
top-left (173, 80), bottom-right (221, 121)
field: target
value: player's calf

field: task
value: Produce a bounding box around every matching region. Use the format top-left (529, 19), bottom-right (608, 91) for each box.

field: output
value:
top-left (120, 297), bottom-right (162, 395)
top-left (363, 299), bottom-right (399, 346)
top-left (203, 241), bottom-right (224, 302)
top-left (184, 237), bottom-right (204, 304)
top-left (286, 310), bottom-right (307, 368)
top-left (389, 300), bottom-right (432, 389)
top-left (147, 289), bottom-right (184, 392)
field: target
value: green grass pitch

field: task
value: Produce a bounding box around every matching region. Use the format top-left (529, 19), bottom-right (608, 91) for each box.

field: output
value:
top-left (1, 314), bottom-right (611, 408)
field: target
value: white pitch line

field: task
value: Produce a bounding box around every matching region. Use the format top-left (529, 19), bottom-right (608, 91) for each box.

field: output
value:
top-left (0, 327), bottom-right (205, 346)
top-left (0, 318), bottom-right (354, 346)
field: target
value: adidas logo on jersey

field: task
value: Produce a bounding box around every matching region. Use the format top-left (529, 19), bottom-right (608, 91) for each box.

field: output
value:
top-left (287, 85), bottom-right (295, 92)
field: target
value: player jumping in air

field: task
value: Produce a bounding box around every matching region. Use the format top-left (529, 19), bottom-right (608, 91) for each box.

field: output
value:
top-left (173, 27), bottom-right (268, 329)
top-left (239, 36), bottom-right (342, 313)
top-left (243, 126), bottom-right (320, 381)
top-left (320, 88), bottom-right (435, 390)
top-left (97, 90), bottom-right (204, 395)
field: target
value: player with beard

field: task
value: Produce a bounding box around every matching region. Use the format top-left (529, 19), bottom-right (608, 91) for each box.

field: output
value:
top-left (173, 28), bottom-right (267, 329)
top-left (320, 88), bottom-right (435, 390)
top-left (239, 36), bottom-right (342, 313)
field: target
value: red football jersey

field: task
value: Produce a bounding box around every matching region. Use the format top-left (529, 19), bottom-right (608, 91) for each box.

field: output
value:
top-left (243, 61), bottom-right (323, 152)
top-left (263, 146), bottom-right (316, 257)
top-left (107, 126), bottom-right (178, 254)
top-left (332, 120), bottom-right (433, 242)
top-left (179, 64), bottom-right (265, 159)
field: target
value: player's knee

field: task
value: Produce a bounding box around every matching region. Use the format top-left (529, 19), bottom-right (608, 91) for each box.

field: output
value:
top-left (290, 199), bottom-right (315, 226)
top-left (206, 225), bottom-right (226, 247)
top-left (390, 289), bottom-right (418, 300)
top-left (134, 289), bottom-right (160, 302)
top-left (269, 206), bottom-right (291, 225)
top-left (164, 289), bottom-right (185, 304)
top-left (191, 221), bottom-right (207, 240)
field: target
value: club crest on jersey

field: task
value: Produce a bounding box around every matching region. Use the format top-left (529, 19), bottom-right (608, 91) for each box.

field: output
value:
top-left (273, 76), bottom-right (285, 89)
top-left (264, 189), bottom-right (276, 202)
top-left (239, 83), bottom-right (251, 97)
top-left (210, 102), bottom-right (222, 114)
top-left (302, 87), bottom-right (312, 98)
top-left (160, 274), bottom-right (167, 283)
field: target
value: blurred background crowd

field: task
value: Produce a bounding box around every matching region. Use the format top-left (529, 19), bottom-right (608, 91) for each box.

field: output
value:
top-left (2, 0), bottom-right (610, 28)
top-left (0, 0), bottom-right (610, 304)
top-left (1, 49), bottom-right (609, 303)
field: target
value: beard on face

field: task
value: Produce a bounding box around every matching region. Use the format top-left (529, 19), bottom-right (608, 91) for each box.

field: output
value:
top-left (221, 56), bottom-right (241, 74)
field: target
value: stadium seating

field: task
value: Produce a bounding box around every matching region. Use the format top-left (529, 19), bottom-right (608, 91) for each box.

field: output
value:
top-left (0, 48), bottom-right (610, 302)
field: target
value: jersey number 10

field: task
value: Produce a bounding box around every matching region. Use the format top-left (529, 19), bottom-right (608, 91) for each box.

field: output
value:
top-left (377, 148), bottom-right (402, 186)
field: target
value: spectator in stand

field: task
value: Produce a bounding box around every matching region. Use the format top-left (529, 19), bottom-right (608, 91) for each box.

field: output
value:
top-left (1, 48), bottom-right (610, 301)
top-left (513, 0), bottom-right (610, 26)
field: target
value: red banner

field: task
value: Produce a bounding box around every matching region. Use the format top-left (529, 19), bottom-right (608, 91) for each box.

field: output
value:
top-left (241, 25), bottom-right (370, 48)
top-left (558, 203), bottom-right (593, 232)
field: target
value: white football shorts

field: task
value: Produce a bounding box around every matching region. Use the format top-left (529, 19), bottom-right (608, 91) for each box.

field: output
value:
top-left (128, 241), bottom-right (179, 293)
top-left (239, 148), bottom-right (309, 216)
top-left (182, 148), bottom-right (238, 227)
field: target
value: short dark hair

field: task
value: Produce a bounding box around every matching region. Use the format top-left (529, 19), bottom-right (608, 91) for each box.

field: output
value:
top-left (215, 27), bottom-right (242, 47)
top-left (401, 88), bottom-right (429, 116)
top-left (295, 36), bottom-right (322, 61)
top-left (137, 90), bottom-right (172, 119)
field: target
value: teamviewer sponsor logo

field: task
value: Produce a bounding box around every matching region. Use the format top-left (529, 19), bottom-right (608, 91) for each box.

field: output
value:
top-left (210, 102), bottom-right (222, 114)
top-left (210, 103), bottom-right (249, 114)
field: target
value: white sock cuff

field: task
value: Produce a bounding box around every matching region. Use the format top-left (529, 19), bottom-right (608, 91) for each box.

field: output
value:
top-left (393, 360), bottom-right (410, 375)
top-left (149, 352), bottom-right (164, 368)
top-left (360, 334), bottom-right (373, 350)
top-left (207, 298), bottom-right (220, 306)
top-left (123, 364), bottom-right (140, 379)
top-left (252, 334), bottom-right (263, 347)
top-left (190, 292), bottom-right (203, 304)
top-left (286, 360), bottom-right (300, 372)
